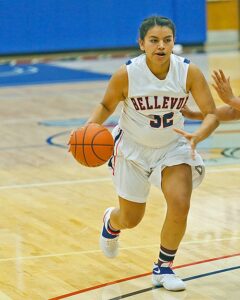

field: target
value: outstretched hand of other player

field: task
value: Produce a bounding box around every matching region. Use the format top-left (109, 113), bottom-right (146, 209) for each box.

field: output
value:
top-left (212, 69), bottom-right (234, 104)
top-left (174, 128), bottom-right (197, 160)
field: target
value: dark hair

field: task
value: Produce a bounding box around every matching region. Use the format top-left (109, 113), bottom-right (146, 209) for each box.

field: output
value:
top-left (139, 16), bottom-right (176, 40)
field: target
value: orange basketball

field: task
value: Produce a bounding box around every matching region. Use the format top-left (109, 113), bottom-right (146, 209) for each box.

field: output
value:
top-left (68, 123), bottom-right (114, 167)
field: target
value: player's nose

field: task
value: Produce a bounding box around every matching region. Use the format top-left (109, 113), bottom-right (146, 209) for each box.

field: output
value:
top-left (157, 41), bottom-right (164, 49)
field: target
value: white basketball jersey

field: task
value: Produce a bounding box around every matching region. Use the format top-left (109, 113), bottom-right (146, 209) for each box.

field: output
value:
top-left (119, 53), bottom-right (190, 148)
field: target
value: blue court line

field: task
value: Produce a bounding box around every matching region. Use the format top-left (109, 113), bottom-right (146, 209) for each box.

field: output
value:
top-left (109, 266), bottom-right (240, 299)
top-left (46, 130), bottom-right (70, 148)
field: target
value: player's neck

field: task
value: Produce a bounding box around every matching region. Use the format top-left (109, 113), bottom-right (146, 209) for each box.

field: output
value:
top-left (146, 59), bottom-right (170, 80)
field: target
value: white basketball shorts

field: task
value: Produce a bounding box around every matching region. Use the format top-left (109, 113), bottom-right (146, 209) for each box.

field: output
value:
top-left (108, 126), bottom-right (205, 203)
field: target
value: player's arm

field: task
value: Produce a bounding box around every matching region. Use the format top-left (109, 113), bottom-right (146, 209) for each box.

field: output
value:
top-left (182, 103), bottom-right (240, 121)
top-left (181, 105), bottom-right (204, 120)
top-left (186, 64), bottom-right (219, 143)
top-left (174, 64), bottom-right (219, 158)
top-left (215, 105), bottom-right (240, 121)
top-left (87, 65), bottom-right (128, 125)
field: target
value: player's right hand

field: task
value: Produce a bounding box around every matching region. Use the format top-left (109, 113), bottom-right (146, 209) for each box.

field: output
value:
top-left (181, 105), bottom-right (195, 119)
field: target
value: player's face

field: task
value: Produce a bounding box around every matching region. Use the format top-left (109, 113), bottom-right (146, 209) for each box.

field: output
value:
top-left (139, 26), bottom-right (175, 64)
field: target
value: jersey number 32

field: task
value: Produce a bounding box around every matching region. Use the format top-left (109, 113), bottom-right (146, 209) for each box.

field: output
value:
top-left (150, 112), bottom-right (174, 128)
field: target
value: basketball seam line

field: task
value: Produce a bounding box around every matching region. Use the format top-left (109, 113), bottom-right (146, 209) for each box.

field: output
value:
top-left (82, 125), bottom-right (89, 166)
top-left (91, 129), bottom-right (112, 164)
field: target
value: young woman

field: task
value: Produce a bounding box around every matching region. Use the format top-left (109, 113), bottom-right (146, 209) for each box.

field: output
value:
top-left (182, 69), bottom-right (240, 121)
top-left (85, 16), bottom-right (219, 291)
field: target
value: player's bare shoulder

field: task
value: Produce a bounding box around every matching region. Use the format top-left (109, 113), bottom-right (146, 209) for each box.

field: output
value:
top-left (186, 62), bottom-right (207, 92)
top-left (101, 64), bottom-right (128, 109)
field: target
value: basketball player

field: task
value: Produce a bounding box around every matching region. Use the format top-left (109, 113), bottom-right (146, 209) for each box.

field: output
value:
top-left (86, 16), bottom-right (219, 291)
top-left (182, 69), bottom-right (240, 121)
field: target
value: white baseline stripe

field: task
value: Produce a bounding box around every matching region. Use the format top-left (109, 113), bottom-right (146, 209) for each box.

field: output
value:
top-left (0, 167), bottom-right (239, 190)
top-left (0, 237), bottom-right (239, 262)
top-left (0, 178), bottom-right (111, 190)
top-left (0, 291), bottom-right (13, 300)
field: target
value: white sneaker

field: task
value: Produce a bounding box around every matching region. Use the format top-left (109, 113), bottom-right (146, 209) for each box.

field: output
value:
top-left (152, 262), bottom-right (186, 291)
top-left (99, 207), bottom-right (120, 258)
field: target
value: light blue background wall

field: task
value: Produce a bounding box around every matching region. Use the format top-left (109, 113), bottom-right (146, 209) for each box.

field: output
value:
top-left (0, 0), bottom-right (206, 55)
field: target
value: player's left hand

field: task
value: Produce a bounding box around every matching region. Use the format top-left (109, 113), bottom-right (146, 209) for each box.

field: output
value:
top-left (174, 128), bottom-right (197, 160)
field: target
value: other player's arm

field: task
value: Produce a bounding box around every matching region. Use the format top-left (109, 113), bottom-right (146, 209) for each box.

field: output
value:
top-left (182, 104), bottom-right (240, 121)
top-left (87, 65), bottom-right (128, 125)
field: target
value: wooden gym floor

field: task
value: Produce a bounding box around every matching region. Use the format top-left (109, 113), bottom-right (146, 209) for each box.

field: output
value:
top-left (0, 49), bottom-right (239, 300)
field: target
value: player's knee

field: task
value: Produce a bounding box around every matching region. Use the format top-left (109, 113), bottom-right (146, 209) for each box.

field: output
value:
top-left (120, 214), bottom-right (143, 229)
top-left (168, 197), bottom-right (190, 218)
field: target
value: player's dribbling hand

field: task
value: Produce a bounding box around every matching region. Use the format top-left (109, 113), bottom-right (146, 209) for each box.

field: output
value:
top-left (173, 128), bottom-right (197, 160)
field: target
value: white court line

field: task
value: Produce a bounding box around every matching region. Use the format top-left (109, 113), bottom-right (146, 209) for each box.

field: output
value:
top-left (0, 167), bottom-right (239, 190)
top-left (0, 236), bottom-right (239, 263)
top-left (0, 291), bottom-right (12, 300)
top-left (15, 234), bottom-right (24, 291)
top-left (0, 178), bottom-right (111, 190)
top-left (0, 231), bottom-right (24, 291)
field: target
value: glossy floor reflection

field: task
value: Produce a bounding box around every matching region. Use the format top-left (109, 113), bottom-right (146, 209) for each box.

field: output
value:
top-left (0, 50), bottom-right (239, 300)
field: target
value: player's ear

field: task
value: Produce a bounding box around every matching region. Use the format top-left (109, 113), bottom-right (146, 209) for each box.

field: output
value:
top-left (138, 38), bottom-right (145, 51)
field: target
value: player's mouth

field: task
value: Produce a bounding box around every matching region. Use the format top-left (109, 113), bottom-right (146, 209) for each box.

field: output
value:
top-left (155, 52), bottom-right (166, 56)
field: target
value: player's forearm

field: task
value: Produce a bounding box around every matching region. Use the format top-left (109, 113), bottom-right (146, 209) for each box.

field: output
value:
top-left (86, 103), bottom-right (113, 125)
top-left (189, 111), bottom-right (204, 120)
top-left (227, 96), bottom-right (240, 111)
top-left (193, 113), bottom-right (219, 143)
top-left (216, 105), bottom-right (240, 121)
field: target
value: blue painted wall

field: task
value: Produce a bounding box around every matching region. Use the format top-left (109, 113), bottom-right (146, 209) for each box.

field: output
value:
top-left (0, 0), bottom-right (206, 55)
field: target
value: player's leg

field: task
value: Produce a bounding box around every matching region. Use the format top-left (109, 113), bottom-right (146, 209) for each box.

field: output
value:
top-left (100, 197), bottom-right (146, 258)
top-left (100, 143), bottom-right (150, 258)
top-left (152, 163), bottom-right (192, 291)
top-left (110, 197), bottom-right (146, 229)
top-left (161, 163), bottom-right (192, 249)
